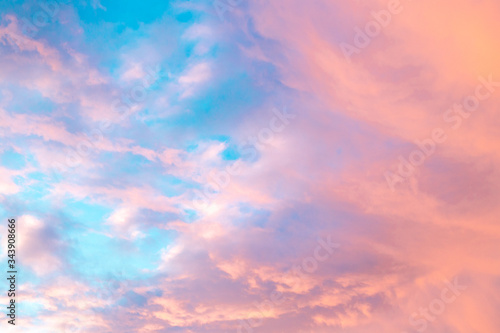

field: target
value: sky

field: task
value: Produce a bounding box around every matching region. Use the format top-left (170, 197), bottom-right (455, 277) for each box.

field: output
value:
top-left (0, 0), bottom-right (499, 332)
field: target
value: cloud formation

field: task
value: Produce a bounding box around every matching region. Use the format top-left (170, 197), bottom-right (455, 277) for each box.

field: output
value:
top-left (0, 0), bottom-right (499, 332)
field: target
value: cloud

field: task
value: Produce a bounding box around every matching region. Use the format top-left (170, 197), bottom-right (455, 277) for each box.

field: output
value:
top-left (0, 0), bottom-right (499, 332)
